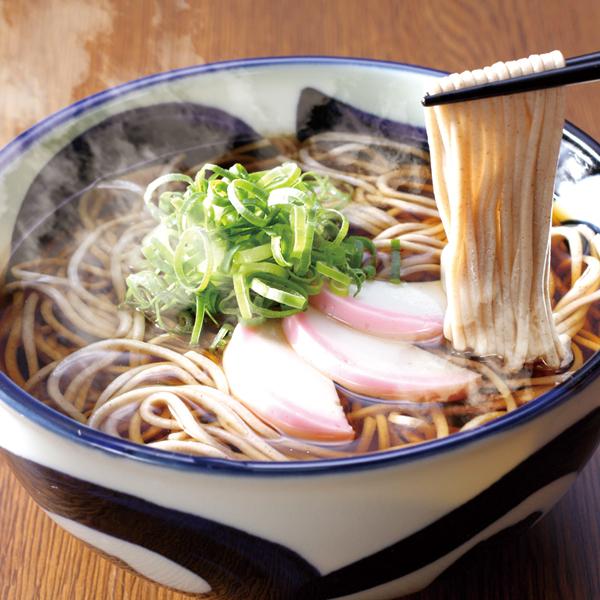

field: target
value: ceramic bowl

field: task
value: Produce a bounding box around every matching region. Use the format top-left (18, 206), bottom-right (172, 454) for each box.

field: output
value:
top-left (1, 57), bottom-right (599, 600)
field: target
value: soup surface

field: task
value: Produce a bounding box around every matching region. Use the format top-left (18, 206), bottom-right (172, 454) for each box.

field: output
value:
top-left (1, 131), bottom-right (599, 461)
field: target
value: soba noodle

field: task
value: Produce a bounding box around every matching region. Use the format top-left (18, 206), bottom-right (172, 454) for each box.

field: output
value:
top-left (424, 50), bottom-right (570, 371)
top-left (1, 126), bottom-right (600, 461)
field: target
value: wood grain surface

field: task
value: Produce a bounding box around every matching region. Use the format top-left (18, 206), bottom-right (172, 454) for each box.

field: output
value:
top-left (0, 0), bottom-right (599, 598)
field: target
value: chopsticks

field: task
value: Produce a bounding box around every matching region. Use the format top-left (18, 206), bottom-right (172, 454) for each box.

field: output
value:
top-left (422, 51), bottom-right (600, 107)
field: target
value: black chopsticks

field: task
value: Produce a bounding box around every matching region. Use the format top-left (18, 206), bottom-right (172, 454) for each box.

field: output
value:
top-left (422, 51), bottom-right (600, 107)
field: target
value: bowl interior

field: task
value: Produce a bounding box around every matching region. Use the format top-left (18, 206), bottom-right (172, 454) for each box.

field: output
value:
top-left (1, 56), bottom-right (600, 473)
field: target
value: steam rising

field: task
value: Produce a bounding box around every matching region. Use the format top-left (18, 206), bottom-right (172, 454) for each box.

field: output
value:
top-left (0, 0), bottom-right (207, 275)
top-left (0, 0), bottom-right (205, 146)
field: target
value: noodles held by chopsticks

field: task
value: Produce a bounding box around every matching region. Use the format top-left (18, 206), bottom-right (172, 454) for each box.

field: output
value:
top-left (424, 50), bottom-right (570, 371)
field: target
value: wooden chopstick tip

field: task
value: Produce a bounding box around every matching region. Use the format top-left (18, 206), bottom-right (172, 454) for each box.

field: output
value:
top-left (420, 50), bottom-right (600, 107)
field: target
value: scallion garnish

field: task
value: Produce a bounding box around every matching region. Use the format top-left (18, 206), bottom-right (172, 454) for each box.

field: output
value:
top-left (126, 161), bottom-right (376, 342)
top-left (390, 238), bottom-right (401, 283)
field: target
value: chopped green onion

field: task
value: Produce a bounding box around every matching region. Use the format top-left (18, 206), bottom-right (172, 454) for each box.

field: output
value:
top-left (390, 238), bottom-right (401, 283)
top-left (173, 227), bottom-right (213, 293)
top-left (126, 160), bottom-right (376, 342)
top-left (234, 243), bottom-right (273, 264)
top-left (144, 173), bottom-right (194, 218)
top-left (268, 186), bottom-right (309, 206)
top-left (250, 278), bottom-right (307, 310)
top-left (255, 162), bottom-right (301, 190)
top-left (227, 179), bottom-right (269, 227)
top-left (323, 209), bottom-right (349, 245)
top-left (190, 295), bottom-right (205, 345)
top-left (316, 261), bottom-right (352, 288)
top-left (271, 235), bottom-right (292, 267)
top-left (210, 323), bottom-right (234, 351)
top-left (238, 262), bottom-right (289, 279)
top-left (233, 273), bottom-right (253, 320)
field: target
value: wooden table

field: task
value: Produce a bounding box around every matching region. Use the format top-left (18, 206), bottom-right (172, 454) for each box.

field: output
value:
top-left (1, 1), bottom-right (599, 598)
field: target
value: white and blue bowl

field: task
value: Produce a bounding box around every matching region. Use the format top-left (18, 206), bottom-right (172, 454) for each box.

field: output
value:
top-left (0, 57), bottom-right (599, 600)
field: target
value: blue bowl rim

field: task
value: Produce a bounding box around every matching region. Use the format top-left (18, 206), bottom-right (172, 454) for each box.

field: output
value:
top-left (1, 55), bottom-right (599, 477)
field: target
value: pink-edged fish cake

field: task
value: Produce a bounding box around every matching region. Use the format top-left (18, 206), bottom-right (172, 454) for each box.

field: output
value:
top-left (222, 321), bottom-right (354, 442)
top-left (310, 280), bottom-right (445, 342)
top-left (283, 307), bottom-right (479, 401)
